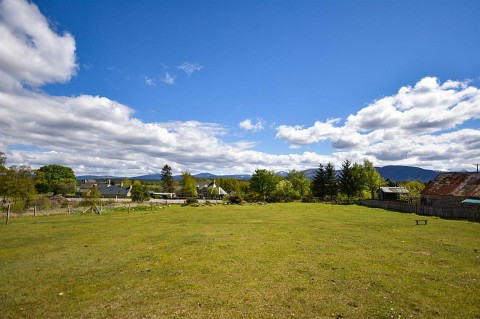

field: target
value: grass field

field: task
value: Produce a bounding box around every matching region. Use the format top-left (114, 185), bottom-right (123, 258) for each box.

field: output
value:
top-left (1, 203), bottom-right (479, 318)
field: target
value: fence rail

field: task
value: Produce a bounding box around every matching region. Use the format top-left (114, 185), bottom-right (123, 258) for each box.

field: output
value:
top-left (360, 200), bottom-right (478, 220)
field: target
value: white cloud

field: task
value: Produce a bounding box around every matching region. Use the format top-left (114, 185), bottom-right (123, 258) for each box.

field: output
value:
top-left (177, 62), bottom-right (203, 76)
top-left (276, 77), bottom-right (480, 171)
top-left (144, 76), bottom-right (156, 86)
top-left (239, 118), bottom-right (265, 132)
top-left (161, 72), bottom-right (175, 85)
top-left (0, 1), bottom-right (478, 175)
top-left (0, 0), bottom-right (77, 90)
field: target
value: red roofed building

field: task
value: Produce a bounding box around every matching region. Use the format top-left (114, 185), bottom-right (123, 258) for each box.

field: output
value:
top-left (420, 172), bottom-right (480, 206)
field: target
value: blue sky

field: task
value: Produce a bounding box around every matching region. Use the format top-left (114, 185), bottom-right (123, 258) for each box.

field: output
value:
top-left (0, 0), bottom-right (479, 176)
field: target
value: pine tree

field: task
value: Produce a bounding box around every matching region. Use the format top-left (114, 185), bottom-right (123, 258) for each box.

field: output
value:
top-left (324, 162), bottom-right (338, 200)
top-left (338, 159), bottom-right (356, 199)
top-left (311, 163), bottom-right (327, 200)
top-left (160, 164), bottom-right (175, 193)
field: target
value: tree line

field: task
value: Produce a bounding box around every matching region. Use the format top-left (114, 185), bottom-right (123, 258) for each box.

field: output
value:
top-left (1, 151), bottom-right (424, 211)
top-left (0, 152), bottom-right (76, 211)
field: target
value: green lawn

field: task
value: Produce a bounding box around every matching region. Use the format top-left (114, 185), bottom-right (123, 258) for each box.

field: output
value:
top-left (1, 203), bottom-right (479, 318)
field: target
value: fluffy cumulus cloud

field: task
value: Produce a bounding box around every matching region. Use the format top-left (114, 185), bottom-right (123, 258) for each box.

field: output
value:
top-left (0, 0), bottom-right (77, 90)
top-left (0, 0), bottom-right (328, 175)
top-left (276, 77), bottom-right (480, 171)
top-left (1, 0), bottom-right (478, 175)
top-left (239, 118), bottom-right (265, 132)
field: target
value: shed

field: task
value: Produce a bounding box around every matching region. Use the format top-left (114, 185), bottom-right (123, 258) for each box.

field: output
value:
top-left (377, 187), bottom-right (409, 201)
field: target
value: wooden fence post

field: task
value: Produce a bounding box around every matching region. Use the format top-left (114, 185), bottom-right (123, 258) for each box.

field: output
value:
top-left (6, 204), bottom-right (10, 225)
top-left (34, 205), bottom-right (37, 216)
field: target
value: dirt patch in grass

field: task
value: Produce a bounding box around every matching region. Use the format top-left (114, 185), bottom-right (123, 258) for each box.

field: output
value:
top-left (413, 250), bottom-right (432, 255)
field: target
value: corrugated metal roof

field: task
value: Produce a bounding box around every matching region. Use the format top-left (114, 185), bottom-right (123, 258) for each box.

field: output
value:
top-left (421, 172), bottom-right (480, 197)
top-left (379, 187), bottom-right (410, 194)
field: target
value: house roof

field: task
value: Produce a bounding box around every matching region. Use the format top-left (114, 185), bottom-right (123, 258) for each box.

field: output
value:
top-left (98, 185), bottom-right (131, 196)
top-left (79, 180), bottom-right (110, 189)
top-left (196, 182), bottom-right (210, 189)
top-left (379, 187), bottom-right (409, 194)
top-left (421, 172), bottom-right (480, 197)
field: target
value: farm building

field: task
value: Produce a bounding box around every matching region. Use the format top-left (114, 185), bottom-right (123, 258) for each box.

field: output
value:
top-left (420, 172), bottom-right (480, 206)
top-left (377, 187), bottom-right (409, 201)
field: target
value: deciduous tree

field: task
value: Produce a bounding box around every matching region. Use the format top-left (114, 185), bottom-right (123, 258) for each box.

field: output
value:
top-left (131, 180), bottom-right (150, 202)
top-left (181, 172), bottom-right (198, 198)
top-left (287, 170), bottom-right (310, 198)
top-left (35, 164), bottom-right (76, 195)
top-left (249, 169), bottom-right (277, 200)
top-left (363, 159), bottom-right (385, 199)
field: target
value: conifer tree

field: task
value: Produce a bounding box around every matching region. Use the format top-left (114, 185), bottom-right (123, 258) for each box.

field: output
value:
top-left (324, 162), bottom-right (338, 200)
top-left (311, 163), bottom-right (327, 199)
top-left (160, 164), bottom-right (175, 193)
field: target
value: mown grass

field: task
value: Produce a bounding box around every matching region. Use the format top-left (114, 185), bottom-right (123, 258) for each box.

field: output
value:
top-left (0, 203), bottom-right (479, 318)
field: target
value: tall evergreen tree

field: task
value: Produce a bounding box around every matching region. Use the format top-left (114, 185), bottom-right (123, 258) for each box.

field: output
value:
top-left (338, 159), bottom-right (356, 199)
top-left (311, 163), bottom-right (327, 199)
top-left (160, 164), bottom-right (175, 193)
top-left (324, 162), bottom-right (338, 200)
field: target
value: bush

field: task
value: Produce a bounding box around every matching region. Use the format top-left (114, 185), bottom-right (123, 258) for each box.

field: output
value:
top-left (34, 195), bottom-right (51, 210)
top-left (226, 194), bottom-right (244, 204)
top-left (244, 193), bottom-right (263, 203)
top-left (185, 198), bottom-right (198, 205)
top-left (302, 194), bottom-right (318, 203)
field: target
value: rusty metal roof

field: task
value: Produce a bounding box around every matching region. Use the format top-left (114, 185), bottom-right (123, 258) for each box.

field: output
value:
top-left (421, 172), bottom-right (480, 197)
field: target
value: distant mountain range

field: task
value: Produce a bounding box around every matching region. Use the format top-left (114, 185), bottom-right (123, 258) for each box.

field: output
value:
top-left (374, 165), bottom-right (439, 183)
top-left (77, 165), bottom-right (440, 183)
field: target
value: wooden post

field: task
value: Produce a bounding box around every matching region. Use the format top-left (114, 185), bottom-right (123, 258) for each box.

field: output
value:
top-left (67, 205), bottom-right (71, 214)
top-left (34, 205), bottom-right (37, 216)
top-left (6, 204), bottom-right (10, 225)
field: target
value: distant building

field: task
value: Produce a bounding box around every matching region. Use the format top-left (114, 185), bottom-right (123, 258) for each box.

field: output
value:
top-left (77, 180), bottom-right (132, 198)
top-left (197, 180), bottom-right (227, 199)
top-left (421, 172), bottom-right (480, 206)
top-left (377, 187), bottom-right (409, 201)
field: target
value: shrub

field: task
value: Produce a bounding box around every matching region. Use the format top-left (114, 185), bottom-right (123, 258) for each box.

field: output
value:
top-left (34, 195), bottom-right (51, 210)
top-left (226, 194), bottom-right (244, 204)
top-left (302, 194), bottom-right (318, 203)
top-left (185, 198), bottom-right (198, 205)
